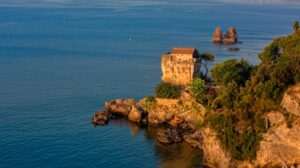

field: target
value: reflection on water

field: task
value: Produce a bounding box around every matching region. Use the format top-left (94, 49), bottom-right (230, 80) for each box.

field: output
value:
top-left (111, 119), bottom-right (204, 168)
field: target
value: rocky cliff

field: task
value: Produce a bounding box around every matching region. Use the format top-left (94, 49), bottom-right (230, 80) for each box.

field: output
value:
top-left (255, 112), bottom-right (300, 167)
top-left (254, 84), bottom-right (300, 167)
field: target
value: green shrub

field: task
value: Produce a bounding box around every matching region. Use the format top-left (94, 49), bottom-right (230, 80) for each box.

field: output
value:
top-left (211, 58), bottom-right (252, 86)
top-left (155, 82), bottom-right (182, 99)
top-left (189, 78), bottom-right (207, 103)
top-left (145, 95), bottom-right (156, 105)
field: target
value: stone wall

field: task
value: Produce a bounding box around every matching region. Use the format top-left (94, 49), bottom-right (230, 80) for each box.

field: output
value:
top-left (161, 53), bottom-right (201, 86)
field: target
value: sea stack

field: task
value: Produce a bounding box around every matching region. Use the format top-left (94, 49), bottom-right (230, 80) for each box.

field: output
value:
top-left (212, 27), bottom-right (223, 43)
top-left (212, 26), bottom-right (238, 45)
top-left (223, 27), bottom-right (238, 44)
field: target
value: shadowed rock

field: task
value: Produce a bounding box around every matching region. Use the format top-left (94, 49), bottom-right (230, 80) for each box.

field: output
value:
top-left (223, 27), bottom-right (238, 45)
top-left (157, 128), bottom-right (183, 145)
top-left (128, 105), bottom-right (147, 123)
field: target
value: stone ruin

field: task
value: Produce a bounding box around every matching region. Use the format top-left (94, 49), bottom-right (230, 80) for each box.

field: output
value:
top-left (212, 26), bottom-right (238, 45)
top-left (161, 48), bottom-right (201, 86)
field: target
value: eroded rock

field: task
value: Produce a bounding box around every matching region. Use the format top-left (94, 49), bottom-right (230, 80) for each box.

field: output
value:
top-left (128, 105), bottom-right (147, 123)
top-left (256, 114), bottom-right (300, 167)
top-left (156, 128), bottom-right (183, 145)
top-left (184, 131), bottom-right (202, 148)
top-left (105, 98), bottom-right (135, 116)
top-left (212, 26), bottom-right (238, 45)
top-left (223, 27), bottom-right (238, 45)
top-left (92, 110), bottom-right (109, 125)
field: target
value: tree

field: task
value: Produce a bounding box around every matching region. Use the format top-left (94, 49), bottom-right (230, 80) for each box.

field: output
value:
top-left (211, 58), bottom-right (252, 86)
top-left (294, 20), bottom-right (299, 33)
top-left (189, 78), bottom-right (207, 103)
top-left (199, 52), bottom-right (215, 79)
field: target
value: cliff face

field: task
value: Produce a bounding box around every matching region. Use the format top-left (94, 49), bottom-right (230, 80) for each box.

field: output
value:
top-left (198, 84), bottom-right (300, 168)
top-left (200, 127), bottom-right (232, 168)
top-left (161, 53), bottom-right (201, 86)
top-left (256, 112), bottom-right (300, 167)
top-left (255, 84), bottom-right (300, 167)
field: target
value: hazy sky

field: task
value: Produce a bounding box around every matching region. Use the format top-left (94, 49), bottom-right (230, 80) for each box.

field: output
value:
top-left (0, 0), bottom-right (299, 8)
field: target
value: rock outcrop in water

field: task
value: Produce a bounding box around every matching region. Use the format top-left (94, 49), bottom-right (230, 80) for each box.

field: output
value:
top-left (92, 110), bottom-right (109, 125)
top-left (212, 27), bottom-right (223, 43)
top-left (104, 98), bottom-right (135, 116)
top-left (156, 128), bottom-right (183, 144)
top-left (212, 26), bottom-right (238, 45)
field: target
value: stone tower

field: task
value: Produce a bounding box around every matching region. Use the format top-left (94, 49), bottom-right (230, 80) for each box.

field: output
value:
top-left (161, 48), bottom-right (201, 86)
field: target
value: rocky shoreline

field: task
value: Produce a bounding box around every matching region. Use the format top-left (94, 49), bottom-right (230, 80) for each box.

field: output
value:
top-left (91, 96), bottom-right (210, 158)
top-left (92, 84), bottom-right (300, 168)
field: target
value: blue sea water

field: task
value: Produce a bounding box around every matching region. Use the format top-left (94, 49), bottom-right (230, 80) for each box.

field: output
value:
top-left (0, 0), bottom-right (299, 167)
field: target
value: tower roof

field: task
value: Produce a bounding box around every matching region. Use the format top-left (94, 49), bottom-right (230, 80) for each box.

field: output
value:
top-left (172, 48), bottom-right (197, 55)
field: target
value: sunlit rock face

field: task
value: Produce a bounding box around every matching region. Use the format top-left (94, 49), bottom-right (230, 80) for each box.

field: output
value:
top-left (256, 113), bottom-right (300, 167)
top-left (255, 84), bottom-right (300, 167)
top-left (161, 48), bottom-right (201, 86)
top-left (281, 83), bottom-right (300, 116)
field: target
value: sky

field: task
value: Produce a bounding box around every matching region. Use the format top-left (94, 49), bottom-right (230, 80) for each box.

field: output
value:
top-left (0, 0), bottom-right (299, 8)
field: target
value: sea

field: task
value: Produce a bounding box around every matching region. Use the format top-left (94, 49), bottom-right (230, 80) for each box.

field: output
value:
top-left (0, 0), bottom-right (299, 167)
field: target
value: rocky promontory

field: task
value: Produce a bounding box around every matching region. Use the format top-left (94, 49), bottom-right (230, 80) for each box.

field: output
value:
top-left (92, 28), bottom-right (300, 167)
top-left (92, 83), bottom-right (300, 168)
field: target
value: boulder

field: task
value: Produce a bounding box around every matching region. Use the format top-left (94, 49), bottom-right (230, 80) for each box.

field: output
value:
top-left (212, 27), bottom-right (223, 43)
top-left (128, 105), bottom-right (145, 123)
top-left (105, 98), bottom-right (135, 116)
top-left (227, 47), bottom-right (240, 51)
top-left (156, 128), bottom-right (183, 145)
top-left (92, 110), bottom-right (109, 125)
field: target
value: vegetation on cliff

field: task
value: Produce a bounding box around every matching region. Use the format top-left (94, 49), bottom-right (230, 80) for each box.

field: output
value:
top-left (189, 78), bottom-right (207, 104)
top-left (203, 21), bottom-right (300, 160)
top-left (155, 82), bottom-right (182, 99)
top-left (145, 21), bottom-right (300, 161)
